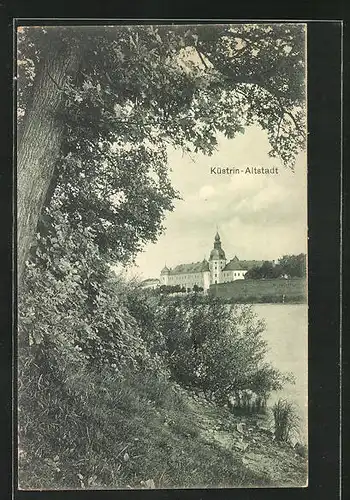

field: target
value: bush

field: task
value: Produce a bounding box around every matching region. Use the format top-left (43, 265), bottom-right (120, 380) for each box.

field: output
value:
top-left (156, 295), bottom-right (289, 408)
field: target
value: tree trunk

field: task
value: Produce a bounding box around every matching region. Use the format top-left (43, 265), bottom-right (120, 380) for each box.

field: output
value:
top-left (17, 40), bottom-right (81, 285)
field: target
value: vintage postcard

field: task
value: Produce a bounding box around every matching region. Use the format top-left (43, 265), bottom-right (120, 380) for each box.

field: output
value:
top-left (17, 22), bottom-right (308, 489)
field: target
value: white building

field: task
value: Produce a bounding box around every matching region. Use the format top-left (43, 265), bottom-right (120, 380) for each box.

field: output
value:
top-left (160, 232), bottom-right (247, 292)
top-left (140, 278), bottom-right (160, 289)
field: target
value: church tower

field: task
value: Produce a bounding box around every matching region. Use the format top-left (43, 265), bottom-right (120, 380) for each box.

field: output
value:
top-left (209, 232), bottom-right (227, 284)
top-left (160, 265), bottom-right (170, 286)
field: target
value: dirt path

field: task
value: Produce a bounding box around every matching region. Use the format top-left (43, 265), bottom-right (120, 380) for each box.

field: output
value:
top-left (186, 393), bottom-right (307, 487)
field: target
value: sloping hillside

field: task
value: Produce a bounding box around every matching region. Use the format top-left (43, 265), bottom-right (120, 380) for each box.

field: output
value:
top-left (18, 355), bottom-right (307, 490)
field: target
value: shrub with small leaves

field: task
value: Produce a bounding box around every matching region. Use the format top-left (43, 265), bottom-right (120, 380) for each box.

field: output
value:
top-left (156, 295), bottom-right (290, 407)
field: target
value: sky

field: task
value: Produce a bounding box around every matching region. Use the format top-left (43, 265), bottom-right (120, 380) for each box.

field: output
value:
top-left (118, 125), bottom-right (307, 280)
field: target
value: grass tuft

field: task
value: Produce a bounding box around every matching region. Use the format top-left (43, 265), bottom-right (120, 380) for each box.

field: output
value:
top-left (272, 398), bottom-right (300, 443)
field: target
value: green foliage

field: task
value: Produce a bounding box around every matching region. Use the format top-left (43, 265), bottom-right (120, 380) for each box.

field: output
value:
top-left (245, 254), bottom-right (306, 280)
top-left (277, 254), bottom-right (307, 277)
top-left (156, 295), bottom-right (289, 405)
top-left (124, 285), bottom-right (167, 360)
top-left (19, 204), bottom-right (157, 373)
top-left (245, 261), bottom-right (280, 280)
top-left (19, 25), bottom-right (306, 160)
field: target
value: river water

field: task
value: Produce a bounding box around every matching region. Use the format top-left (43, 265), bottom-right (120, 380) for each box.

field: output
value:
top-left (252, 304), bottom-right (308, 442)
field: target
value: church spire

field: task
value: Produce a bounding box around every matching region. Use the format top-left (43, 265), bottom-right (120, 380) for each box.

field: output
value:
top-left (209, 230), bottom-right (226, 261)
top-left (214, 231), bottom-right (221, 247)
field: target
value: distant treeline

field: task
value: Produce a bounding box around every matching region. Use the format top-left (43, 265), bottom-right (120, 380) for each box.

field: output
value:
top-left (245, 254), bottom-right (306, 280)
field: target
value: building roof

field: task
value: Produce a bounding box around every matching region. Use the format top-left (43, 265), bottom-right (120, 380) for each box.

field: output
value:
top-left (223, 258), bottom-right (245, 271)
top-left (239, 260), bottom-right (264, 270)
top-left (169, 260), bottom-right (210, 275)
top-left (160, 232), bottom-right (263, 276)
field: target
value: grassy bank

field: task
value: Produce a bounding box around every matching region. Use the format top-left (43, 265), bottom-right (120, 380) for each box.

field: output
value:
top-left (18, 346), bottom-right (307, 489)
top-left (208, 278), bottom-right (307, 303)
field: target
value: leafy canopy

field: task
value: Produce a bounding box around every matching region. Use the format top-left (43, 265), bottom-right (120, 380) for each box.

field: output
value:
top-left (18, 24), bottom-right (306, 265)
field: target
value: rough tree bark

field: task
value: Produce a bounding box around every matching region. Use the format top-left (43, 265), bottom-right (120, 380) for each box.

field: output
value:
top-left (17, 39), bottom-right (81, 284)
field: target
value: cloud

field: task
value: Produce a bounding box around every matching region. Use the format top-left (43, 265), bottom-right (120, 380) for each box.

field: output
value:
top-left (232, 183), bottom-right (300, 226)
top-left (132, 126), bottom-right (307, 278)
top-left (198, 185), bottom-right (216, 200)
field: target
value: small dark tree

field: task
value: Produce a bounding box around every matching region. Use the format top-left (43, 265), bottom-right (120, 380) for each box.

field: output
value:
top-left (245, 266), bottom-right (262, 280)
top-left (245, 261), bottom-right (281, 279)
